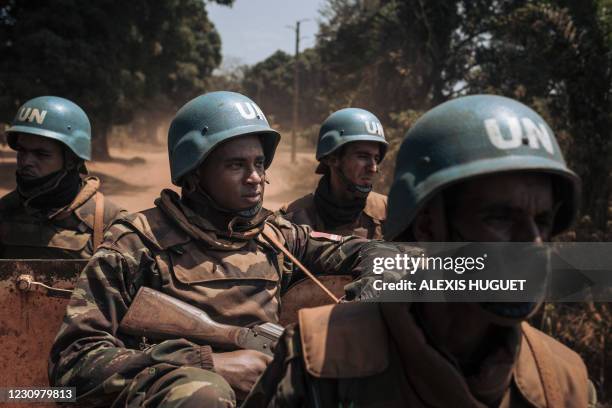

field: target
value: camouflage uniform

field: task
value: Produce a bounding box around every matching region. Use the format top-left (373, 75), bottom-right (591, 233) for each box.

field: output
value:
top-left (0, 176), bottom-right (125, 259)
top-left (280, 190), bottom-right (387, 239)
top-left (243, 303), bottom-right (595, 408)
top-left (2, 96), bottom-right (125, 259)
top-left (243, 95), bottom-right (598, 408)
top-left (48, 189), bottom-right (393, 407)
top-left (282, 108), bottom-right (389, 239)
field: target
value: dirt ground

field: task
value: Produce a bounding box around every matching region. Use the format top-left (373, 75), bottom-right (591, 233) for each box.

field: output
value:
top-left (0, 139), bottom-right (320, 212)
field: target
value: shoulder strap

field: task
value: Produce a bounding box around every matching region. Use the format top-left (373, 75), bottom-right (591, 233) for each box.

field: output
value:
top-left (261, 226), bottom-right (339, 304)
top-left (93, 192), bottom-right (105, 250)
top-left (521, 324), bottom-right (563, 408)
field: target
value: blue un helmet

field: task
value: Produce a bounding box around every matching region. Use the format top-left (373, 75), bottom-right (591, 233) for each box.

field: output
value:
top-left (315, 107), bottom-right (388, 174)
top-left (168, 91), bottom-right (281, 186)
top-left (7, 96), bottom-right (91, 161)
top-left (384, 94), bottom-right (580, 240)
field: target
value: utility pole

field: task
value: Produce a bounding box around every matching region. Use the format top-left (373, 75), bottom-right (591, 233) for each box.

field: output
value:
top-left (289, 19), bottom-right (308, 163)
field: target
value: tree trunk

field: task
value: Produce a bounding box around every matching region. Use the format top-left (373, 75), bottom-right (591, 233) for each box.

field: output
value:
top-left (91, 117), bottom-right (112, 161)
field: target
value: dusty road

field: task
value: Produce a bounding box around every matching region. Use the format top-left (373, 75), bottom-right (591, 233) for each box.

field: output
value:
top-left (0, 140), bottom-right (320, 213)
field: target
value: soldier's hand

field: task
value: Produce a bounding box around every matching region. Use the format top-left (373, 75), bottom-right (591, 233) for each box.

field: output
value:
top-left (212, 349), bottom-right (273, 399)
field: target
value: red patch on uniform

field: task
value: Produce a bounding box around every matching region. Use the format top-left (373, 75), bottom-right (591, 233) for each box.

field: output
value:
top-left (310, 231), bottom-right (342, 241)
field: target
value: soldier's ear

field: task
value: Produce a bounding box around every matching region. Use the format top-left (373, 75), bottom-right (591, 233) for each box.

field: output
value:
top-left (182, 172), bottom-right (199, 194)
top-left (324, 154), bottom-right (341, 169)
top-left (63, 147), bottom-right (79, 171)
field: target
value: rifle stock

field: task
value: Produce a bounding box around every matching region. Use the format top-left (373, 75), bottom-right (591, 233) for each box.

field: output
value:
top-left (119, 287), bottom-right (283, 356)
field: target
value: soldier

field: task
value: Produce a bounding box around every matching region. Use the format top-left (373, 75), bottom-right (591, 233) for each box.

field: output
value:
top-left (281, 108), bottom-right (388, 239)
top-left (243, 95), bottom-right (598, 407)
top-left (49, 92), bottom-right (410, 407)
top-left (0, 96), bottom-right (125, 258)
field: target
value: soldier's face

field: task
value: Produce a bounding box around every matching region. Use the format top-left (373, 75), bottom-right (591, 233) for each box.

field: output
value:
top-left (198, 135), bottom-right (266, 211)
top-left (330, 141), bottom-right (381, 186)
top-left (413, 173), bottom-right (557, 242)
top-left (14, 133), bottom-right (64, 180)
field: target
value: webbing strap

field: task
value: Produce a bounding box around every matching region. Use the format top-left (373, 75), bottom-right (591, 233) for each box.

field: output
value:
top-left (522, 323), bottom-right (563, 408)
top-left (93, 192), bottom-right (105, 250)
top-left (261, 226), bottom-right (339, 304)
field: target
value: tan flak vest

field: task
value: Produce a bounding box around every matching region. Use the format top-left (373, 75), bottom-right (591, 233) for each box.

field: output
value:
top-left (297, 303), bottom-right (593, 408)
top-left (107, 207), bottom-right (292, 328)
top-left (281, 191), bottom-right (387, 239)
top-left (0, 177), bottom-right (125, 259)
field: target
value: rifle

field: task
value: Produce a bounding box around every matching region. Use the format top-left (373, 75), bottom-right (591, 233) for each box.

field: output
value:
top-left (119, 286), bottom-right (284, 356)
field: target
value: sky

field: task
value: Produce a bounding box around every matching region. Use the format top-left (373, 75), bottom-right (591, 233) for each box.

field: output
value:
top-left (207, 0), bottom-right (325, 68)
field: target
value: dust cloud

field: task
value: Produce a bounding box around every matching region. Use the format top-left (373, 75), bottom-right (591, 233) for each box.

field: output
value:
top-left (0, 138), bottom-right (319, 213)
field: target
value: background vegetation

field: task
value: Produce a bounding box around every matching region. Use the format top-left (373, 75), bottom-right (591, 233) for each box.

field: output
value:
top-left (1, 0), bottom-right (610, 402)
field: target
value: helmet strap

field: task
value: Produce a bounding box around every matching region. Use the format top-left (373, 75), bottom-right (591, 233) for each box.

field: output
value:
top-left (334, 164), bottom-right (373, 196)
top-left (62, 147), bottom-right (87, 174)
top-left (182, 172), bottom-right (263, 221)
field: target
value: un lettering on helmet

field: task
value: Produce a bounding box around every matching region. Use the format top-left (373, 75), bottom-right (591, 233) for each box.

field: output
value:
top-left (17, 107), bottom-right (48, 125)
top-left (484, 117), bottom-right (555, 154)
top-left (7, 96), bottom-right (92, 161)
top-left (364, 121), bottom-right (384, 137)
top-left (383, 94), bottom-right (581, 241)
top-left (167, 91), bottom-right (281, 185)
top-left (235, 102), bottom-right (268, 124)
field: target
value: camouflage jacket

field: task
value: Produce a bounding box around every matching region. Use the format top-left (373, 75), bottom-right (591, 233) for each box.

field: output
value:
top-left (48, 190), bottom-right (399, 407)
top-left (243, 302), bottom-right (595, 408)
top-left (0, 177), bottom-right (126, 259)
top-left (280, 191), bottom-right (387, 239)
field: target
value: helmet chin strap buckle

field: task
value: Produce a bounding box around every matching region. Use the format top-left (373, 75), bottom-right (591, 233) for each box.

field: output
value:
top-left (237, 200), bottom-right (263, 218)
top-left (336, 167), bottom-right (372, 195)
top-left (350, 183), bottom-right (373, 194)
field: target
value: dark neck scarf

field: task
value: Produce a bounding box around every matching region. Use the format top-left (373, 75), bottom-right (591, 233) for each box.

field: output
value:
top-left (17, 168), bottom-right (81, 210)
top-left (410, 304), bottom-right (519, 406)
top-left (183, 185), bottom-right (265, 230)
top-left (313, 174), bottom-right (367, 228)
top-left (156, 187), bottom-right (271, 251)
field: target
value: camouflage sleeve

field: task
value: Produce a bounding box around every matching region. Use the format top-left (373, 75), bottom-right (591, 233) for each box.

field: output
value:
top-left (241, 325), bottom-right (311, 408)
top-left (272, 214), bottom-right (419, 296)
top-left (48, 225), bottom-right (213, 407)
top-left (271, 214), bottom-right (368, 278)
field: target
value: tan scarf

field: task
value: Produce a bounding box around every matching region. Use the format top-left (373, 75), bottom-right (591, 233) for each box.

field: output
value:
top-left (49, 176), bottom-right (99, 220)
top-left (156, 189), bottom-right (272, 251)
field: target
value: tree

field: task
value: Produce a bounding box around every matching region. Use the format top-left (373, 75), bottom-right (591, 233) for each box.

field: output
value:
top-left (0, 0), bottom-right (233, 159)
top-left (466, 0), bottom-right (612, 229)
top-left (242, 49), bottom-right (328, 129)
top-left (314, 0), bottom-right (611, 230)
top-left (316, 0), bottom-right (467, 115)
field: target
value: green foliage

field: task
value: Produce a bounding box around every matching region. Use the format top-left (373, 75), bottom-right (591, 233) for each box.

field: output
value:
top-left (241, 49), bottom-right (329, 128)
top-left (240, 4), bottom-right (611, 398)
top-left (242, 50), bottom-right (294, 127)
top-left (532, 302), bottom-right (611, 403)
top-left (467, 1), bottom-right (611, 230)
top-left (243, 0), bottom-right (610, 233)
top-left (317, 0), bottom-right (462, 112)
top-left (0, 0), bottom-right (232, 159)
